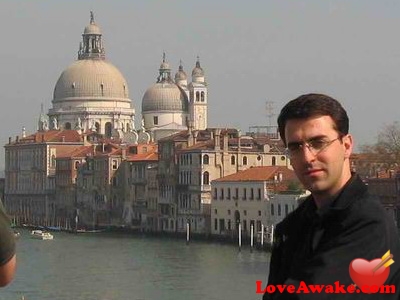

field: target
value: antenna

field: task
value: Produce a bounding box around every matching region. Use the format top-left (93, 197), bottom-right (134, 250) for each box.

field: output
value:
top-left (266, 101), bottom-right (275, 126)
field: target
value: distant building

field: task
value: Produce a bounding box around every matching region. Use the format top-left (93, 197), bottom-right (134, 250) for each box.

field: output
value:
top-left (142, 55), bottom-right (208, 141)
top-left (210, 166), bottom-right (305, 238)
top-left (4, 130), bottom-right (83, 224)
top-left (157, 128), bottom-right (291, 234)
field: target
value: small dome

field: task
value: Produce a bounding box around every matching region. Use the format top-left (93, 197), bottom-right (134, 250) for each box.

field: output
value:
top-left (84, 23), bottom-right (101, 35)
top-left (175, 64), bottom-right (187, 82)
top-left (160, 61), bottom-right (170, 70)
top-left (142, 82), bottom-right (188, 112)
top-left (175, 70), bottom-right (187, 82)
top-left (53, 60), bottom-right (130, 101)
top-left (192, 58), bottom-right (204, 78)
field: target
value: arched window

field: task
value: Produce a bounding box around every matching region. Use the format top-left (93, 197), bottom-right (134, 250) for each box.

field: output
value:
top-left (64, 122), bottom-right (71, 130)
top-left (231, 155), bottom-right (236, 165)
top-left (201, 91), bottom-right (205, 102)
top-left (272, 156), bottom-right (276, 166)
top-left (243, 156), bottom-right (248, 165)
top-left (105, 122), bottom-right (112, 137)
top-left (203, 171), bottom-right (210, 185)
top-left (95, 122), bottom-right (100, 133)
top-left (203, 154), bottom-right (209, 165)
top-left (196, 91), bottom-right (200, 102)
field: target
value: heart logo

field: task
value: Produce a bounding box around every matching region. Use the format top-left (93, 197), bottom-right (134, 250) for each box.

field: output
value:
top-left (349, 258), bottom-right (390, 291)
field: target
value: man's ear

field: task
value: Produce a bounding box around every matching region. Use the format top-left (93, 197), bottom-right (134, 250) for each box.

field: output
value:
top-left (343, 134), bottom-right (353, 159)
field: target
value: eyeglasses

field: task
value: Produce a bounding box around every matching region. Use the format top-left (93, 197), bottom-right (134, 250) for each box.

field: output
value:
top-left (285, 137), bottom-right (341, 158)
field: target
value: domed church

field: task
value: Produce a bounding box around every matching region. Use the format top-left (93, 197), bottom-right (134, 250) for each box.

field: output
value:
top-left (142, 54), bottom-right (208, 141)
top-left (47, 12), bottom-right (135, 137)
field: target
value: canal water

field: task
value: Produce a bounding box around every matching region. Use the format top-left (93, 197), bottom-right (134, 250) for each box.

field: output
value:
top-left (3, 229), bottom-right (270, 300)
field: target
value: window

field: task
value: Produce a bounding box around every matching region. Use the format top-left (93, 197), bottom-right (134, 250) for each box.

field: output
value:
top-left (203, 172), bottom-right (210, 185)
top-left (258, 210), bottom-right (261, 216)
top-left (271, 203), bottom-right (274, 216)
top-left (74, 161), bottom-right (80, 170)
top-left (243, 156), bottom-right (248, 165)
top-left (203, 154), bottom-right (209, 165)
top-left (257, 188), bottom-right (261, 200)
top-left (220, 188), bottom-right (224, 200)
top-left (285, 204), bottom-right (289, 216)
top-left (213, 188), bottom-right (217, 199)
top-left (244, 210), bottom-right (247, 216)
top-left (112, 160), bottom-right (118, 170)
top-left (278, 204), bottom-right (281, 216)
top-left (227, 188), bottom-right (231, 200)
top-left (250, 188), bottom-right (254, 200)
top-left (243, 188), bottom-right (247, 200)
top-left (51, 155), bottom-right (56, 168)
top-left (256, 220), bottom-right (262, 231)
top-left (214, 209), bottom-right (217, 215)
top-left (231, 155), bottom-right (235, 165)
top-left (234, 188), bottom-right (239, 199)
top-left (153, 116), bottom-right (158, 125)
top-left (243, 220), bottom-right (247, 231)
top-left (196, 91), bottom-right (200, 102)
top-left (214, 219), bottom-right (218, 230)
top-left (272, 156), bottom-right (276, 166)
top-left (201, 91), bottom-right (205, 102)
top-left (228, 209), bottom-right (231, 215)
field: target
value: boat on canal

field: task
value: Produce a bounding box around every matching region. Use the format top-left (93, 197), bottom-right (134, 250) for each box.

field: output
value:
top-left (31, 230), bottom-right (54, 240)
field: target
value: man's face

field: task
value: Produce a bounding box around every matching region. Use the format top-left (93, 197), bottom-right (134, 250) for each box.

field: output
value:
top-left (285, 115), bottom-right (353, 200)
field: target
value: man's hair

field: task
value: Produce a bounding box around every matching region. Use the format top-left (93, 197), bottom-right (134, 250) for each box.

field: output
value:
top-left (277, 93), bottom-right (349, 144)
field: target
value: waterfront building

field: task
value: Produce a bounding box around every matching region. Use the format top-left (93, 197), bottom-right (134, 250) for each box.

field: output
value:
top-left (123, 146), bottom-right (158, 231)
top-left (4, 130), bottom-right (83, 224)
top-left (210, 166), bottom-right (304, 238)
top-left (142, 55), bottom-right (208, 141)
top-left (157, 128), bottom-right (291, 234)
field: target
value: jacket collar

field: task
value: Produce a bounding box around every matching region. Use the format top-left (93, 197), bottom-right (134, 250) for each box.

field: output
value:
top-left (304, 173), bottom-right (367, 221)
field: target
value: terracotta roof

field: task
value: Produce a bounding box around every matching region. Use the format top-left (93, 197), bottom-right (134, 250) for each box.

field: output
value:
top-left (15, 130), bottom-right (82, 144)
top-left (126, 152), bottom-right (158, 162)
top-left (213, 166), bottom-right (296, 182)
top-left (57, 145), bottom-right (94, 158)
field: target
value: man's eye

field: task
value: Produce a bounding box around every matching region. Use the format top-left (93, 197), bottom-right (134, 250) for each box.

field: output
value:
top-left (309, 140), bottom-right (326, 149)
top-left (288, 144), bottom-right (301, 152)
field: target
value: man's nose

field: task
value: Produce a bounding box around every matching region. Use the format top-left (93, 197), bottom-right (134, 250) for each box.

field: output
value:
top-left (301, 145), bottom-right (316, 162)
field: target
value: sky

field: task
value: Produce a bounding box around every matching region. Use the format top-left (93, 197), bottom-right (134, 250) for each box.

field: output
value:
top-left (1, 0), bottom-right (400, 171)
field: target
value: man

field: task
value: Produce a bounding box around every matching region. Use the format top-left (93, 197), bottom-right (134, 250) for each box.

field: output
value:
top-left (0, 202), bottom-right (16, 287)
top-left (263, 94), bottom-right (400, 299)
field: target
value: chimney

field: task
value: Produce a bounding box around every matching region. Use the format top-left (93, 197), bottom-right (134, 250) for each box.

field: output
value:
top-left (22, 127), bottom-right (26, 138)
top-left (16, 136), bottom-right (19, 143)
top-left (237, 129), bottom-right (241, 152)
top-left (223, 132), bottom-right (228, 151)
top-left (61, 136), bottom-right (65, 143)
top-left (8, 137), bottom-right (11, 144)
top-left (214, 129), bottom-right (221, 151)
top-left (122, 147), bottom-right (126, 160)
top-left (192, 130), bottom-right (198, 146)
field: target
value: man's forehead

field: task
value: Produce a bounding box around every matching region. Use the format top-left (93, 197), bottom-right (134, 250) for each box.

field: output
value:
top-left (284, 116), bottom-right (337, 139)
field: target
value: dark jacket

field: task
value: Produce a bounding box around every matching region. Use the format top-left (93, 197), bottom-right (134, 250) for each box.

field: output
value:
top-left (263, 174), bottom-right (400, 299)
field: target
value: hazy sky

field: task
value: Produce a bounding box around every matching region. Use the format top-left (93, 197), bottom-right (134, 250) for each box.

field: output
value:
top-left (1, 0), bottom-right (400, 170)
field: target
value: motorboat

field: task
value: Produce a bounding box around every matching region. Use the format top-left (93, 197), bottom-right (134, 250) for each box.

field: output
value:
top-left (31, 230), bottom-right (54, 240)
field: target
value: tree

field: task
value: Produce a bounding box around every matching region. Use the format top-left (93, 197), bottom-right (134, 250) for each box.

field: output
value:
top-left (357, 122), bottom-right (400, 177)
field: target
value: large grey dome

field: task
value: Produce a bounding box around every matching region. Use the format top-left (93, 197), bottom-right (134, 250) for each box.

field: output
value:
top-left (53, 59), bottom-right (130, 102)
top-left (142, 82), bottom-right (188, 112)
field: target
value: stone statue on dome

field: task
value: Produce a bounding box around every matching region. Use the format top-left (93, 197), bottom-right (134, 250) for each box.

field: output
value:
top-left (52, 117), bottom-right (58, 130)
